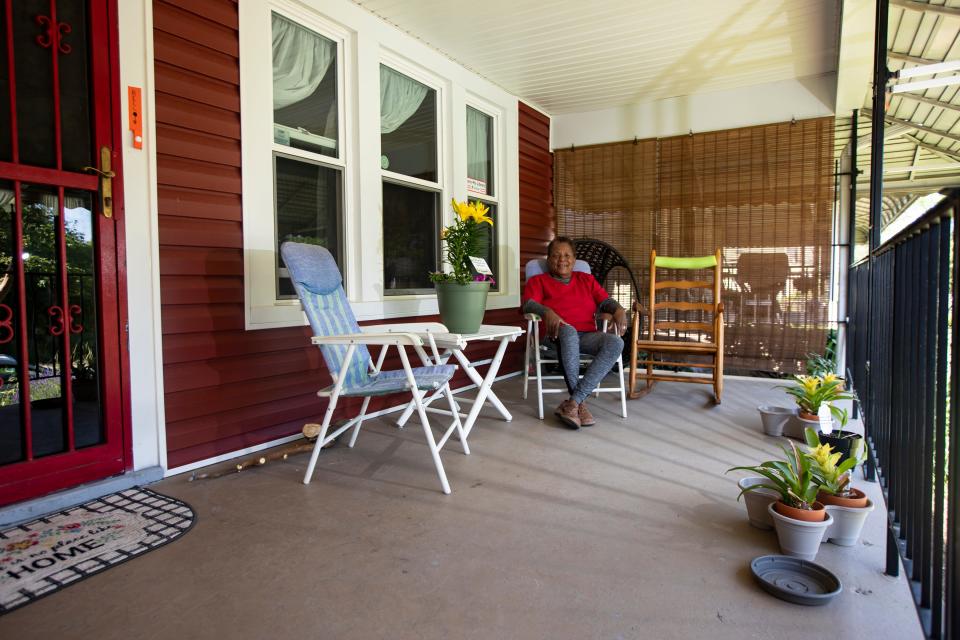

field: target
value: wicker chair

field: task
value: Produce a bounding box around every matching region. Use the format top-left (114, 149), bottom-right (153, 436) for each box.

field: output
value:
top-left (574, 238), bottom-right (642, 306)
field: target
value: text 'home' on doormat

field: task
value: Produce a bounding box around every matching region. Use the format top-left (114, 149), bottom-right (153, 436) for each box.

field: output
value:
top-left (0, 488), bottom-right (195, 614)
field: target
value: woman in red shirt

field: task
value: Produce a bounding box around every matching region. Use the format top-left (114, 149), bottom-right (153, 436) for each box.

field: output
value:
top-left (522, 237), bottom-right (626, 429)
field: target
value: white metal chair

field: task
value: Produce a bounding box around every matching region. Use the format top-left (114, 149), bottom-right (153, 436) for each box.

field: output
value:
top-left (521, 258), bottom-right (628, 419)
top-left (281, 241), bottom-right (468, 494)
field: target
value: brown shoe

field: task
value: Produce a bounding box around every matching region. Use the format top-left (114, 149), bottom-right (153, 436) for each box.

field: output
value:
top-left (578, 403), bottom-right (596, 427)
top-left (554, 399), bottom-right (581, 430)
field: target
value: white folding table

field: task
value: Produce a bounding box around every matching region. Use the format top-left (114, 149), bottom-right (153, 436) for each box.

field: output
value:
top-left (392, 324), bottom-right (523, 438)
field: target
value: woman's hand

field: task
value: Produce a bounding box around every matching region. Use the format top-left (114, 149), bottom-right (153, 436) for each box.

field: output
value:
top-left (612, 308), bottom-right (628, 336)
top-left (543, 308), bottom-right (566, 339)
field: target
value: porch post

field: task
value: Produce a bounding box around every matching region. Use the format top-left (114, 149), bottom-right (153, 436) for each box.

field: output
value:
top-left (868, 0), bottom-right (893, 574)
top-left (837, 109), bottom-right (856, 411)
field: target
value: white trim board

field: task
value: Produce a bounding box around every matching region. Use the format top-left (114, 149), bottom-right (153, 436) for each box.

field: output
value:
top-left (165, 369), bottom-right (523, 478)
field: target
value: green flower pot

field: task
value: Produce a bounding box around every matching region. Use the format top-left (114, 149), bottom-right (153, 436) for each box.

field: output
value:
top-left (435, 281), bottom-right (490, 334)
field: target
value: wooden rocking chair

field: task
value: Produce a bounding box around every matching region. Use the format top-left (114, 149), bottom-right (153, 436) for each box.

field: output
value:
top-left (628, 249), bottom-right (724, 403)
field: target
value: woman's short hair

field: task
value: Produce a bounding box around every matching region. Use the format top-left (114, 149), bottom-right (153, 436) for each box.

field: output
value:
top-left (547, 236), bottom-right (576, 257)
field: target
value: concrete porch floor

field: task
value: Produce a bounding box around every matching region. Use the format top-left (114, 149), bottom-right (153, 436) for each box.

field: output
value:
top-left (2, 377), bottom-right (923, 639)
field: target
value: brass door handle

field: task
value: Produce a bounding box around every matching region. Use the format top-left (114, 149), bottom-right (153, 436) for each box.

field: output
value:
top-left (83, 167), bottom-right (115, 179)
top-left (82, 146), bottom-right (114, 218)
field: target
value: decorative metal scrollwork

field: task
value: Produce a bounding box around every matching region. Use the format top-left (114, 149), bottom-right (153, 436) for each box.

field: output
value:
top-left (35, 14), bottom-right (52, 48)
top-left (0, 304), bottom-right (12, 344)
top-left (35, 14), bottom-right (72, 54)
top-left (48, 305), bottom-right (65, 336)
top-left (67, 304), bottom-right (83, 334)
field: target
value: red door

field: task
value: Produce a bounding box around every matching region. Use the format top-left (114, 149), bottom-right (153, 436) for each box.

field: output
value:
top-left (0, 0), bottom-right (127, 506)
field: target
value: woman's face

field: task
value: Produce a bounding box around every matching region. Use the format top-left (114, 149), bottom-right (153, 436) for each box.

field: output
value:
top-left (547, 241), bottom-right (575, 279)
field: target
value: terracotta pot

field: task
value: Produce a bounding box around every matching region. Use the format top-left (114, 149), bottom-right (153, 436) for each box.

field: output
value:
top-left (818, 488), bottom-right (869, 508)
top-left (798, 411), bottom-right (819, 421)
top-left (773, 500), bottom-right (827, 522)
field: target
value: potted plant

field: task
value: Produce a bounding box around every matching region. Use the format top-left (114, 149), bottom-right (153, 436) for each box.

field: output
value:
top-left (804, 350), bottom-right (835, 378)
top-left (804, 428), bottom-right (873, 546)
top-left (728, 440), bottom-right (833, 561)
top-left (429, 199), bottom-right (495, 334)
top-left (816, 407), bottom-right (865, 466)
top-left (779, 373), bottom-right (852, 440)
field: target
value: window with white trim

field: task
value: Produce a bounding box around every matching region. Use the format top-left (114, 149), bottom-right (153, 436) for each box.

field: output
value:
top-left (239, 0), bottom-right (521, 329)
top-left (271, 11), bottom-right (344, 299)
top-left (380, 64), bottom-right (441, 295)
top-left (467, 105), bottom-right (498, 290)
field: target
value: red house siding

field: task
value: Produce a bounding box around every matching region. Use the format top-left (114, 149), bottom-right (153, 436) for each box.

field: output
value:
top-left (518, 102), bottom-right (554, 272)
top-left (153, 1), bottom-right (552, 468)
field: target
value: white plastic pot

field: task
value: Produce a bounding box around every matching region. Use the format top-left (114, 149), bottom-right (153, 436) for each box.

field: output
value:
top-left (758, 405), bottom-right (796, 437)
top-left (783, 414), bottom-right (819, 441)
top-left (824, 499), bottom-right (875, 546)
top-left (738, 477), bottom-right (779, 530)
top-left (768, 502), bottom-right (833, 561)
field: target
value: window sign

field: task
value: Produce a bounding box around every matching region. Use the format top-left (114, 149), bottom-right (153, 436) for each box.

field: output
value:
top-left (466, 106), bottom-right (493, 196)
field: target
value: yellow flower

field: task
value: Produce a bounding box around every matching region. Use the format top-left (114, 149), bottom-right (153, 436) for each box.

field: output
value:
top-left (797, 375), bottom-right (819, 394)
top-left (822, 373), bottom-right (838, 385)
top-left (810, 443), bottom-right (840, 470)
top-left (450, 199), bottom-right (494, 226)
top-left (469, 201), bottom-right (493, 226)
top-left (451, 198), bottom-right (471, 221)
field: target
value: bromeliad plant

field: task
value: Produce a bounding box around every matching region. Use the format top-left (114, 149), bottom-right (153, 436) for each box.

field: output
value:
top-left (780, 373), bottom-right (852, 421)
top-left (428, 199), bottom-right (494, 285)
top-left (803, 427), bottom-right (864, 497)
top-left (727, 440), bottom-right (820, 511)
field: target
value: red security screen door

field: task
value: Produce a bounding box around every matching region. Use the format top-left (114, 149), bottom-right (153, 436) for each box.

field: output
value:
top-left (0, 0), bottom-right (127, 506)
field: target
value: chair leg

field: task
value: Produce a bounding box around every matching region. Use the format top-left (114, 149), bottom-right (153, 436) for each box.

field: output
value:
top-left (616, 356), bottom-right (627, 418)
top-left (715, 322), bottom-right (724, 404)
top-left (412, 387), bottom-right (452, 494)
top-left (522, 328), bottom-right (531, 400)
top-left (531, 320), bottom-right (545, 419)
top-left (398, 347), bottom-right (452, 494)
top-left (714, 356), bottom-right (724, 404)
top-left (304, 395), bottom-right (338, 485)
top-left (535, 354), bottom-right (545, 420)
top-left (441, 382), bottom-right (469, 455)
top-left (628, 310), bottom-right (639, 396)
top-left (304, 346), bottom-right (354, 485)
top-left (348, 396), bottom-right (371, 448)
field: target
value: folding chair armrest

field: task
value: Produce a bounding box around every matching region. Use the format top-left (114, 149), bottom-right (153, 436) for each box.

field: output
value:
top-left (597, 312), bottom-right (615, 334)
top-left (632, 301), bottom-right (647, 315)
top-left (311, 332), bottom-right (424, 347)
top-left (363, 322), bottom-right (448, 334)
top-left (716, 301), bottom-right (725, 315)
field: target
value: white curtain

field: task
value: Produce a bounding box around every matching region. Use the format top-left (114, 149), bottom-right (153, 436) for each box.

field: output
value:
top-left (380, 65), bottom-right (428, 134)
top-left (272, 13), bottom-right (335, 110)
top-left (467, 107), bottom-right (490, 189)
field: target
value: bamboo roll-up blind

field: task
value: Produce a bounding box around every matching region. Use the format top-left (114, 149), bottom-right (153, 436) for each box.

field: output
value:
top-left (555, 117), bottom-right (835, 374)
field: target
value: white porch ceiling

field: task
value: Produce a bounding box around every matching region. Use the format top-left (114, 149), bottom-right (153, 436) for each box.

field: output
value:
top-left (836, 0), bottom-right (960, 236)
top-left (353, 0), bottom-right (841, 115)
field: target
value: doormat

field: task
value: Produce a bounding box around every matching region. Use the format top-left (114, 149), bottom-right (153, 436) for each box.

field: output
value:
top-left (0, 487), bottom-right (195, 615)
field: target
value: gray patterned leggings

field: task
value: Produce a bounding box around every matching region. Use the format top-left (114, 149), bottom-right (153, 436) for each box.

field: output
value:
top-left (554, 324), bottom-right (624, 404)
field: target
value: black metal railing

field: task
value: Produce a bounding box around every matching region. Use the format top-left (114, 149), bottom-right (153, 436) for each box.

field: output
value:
top-left (846, 190), bottom-right (959, 639)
